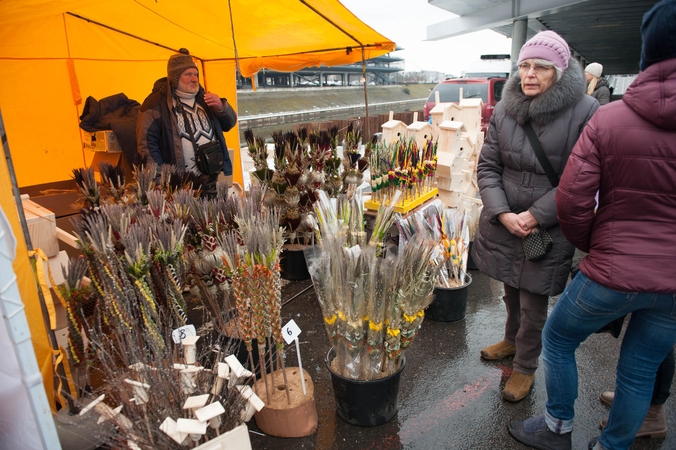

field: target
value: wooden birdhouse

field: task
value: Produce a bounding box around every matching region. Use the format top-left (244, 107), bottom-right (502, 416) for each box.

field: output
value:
top-left (445, 103), bottom-right (464, 123)
top-left (436, 152), bottom-right (454, 179)
top-left (381, 111), bottom-right (408, 145)
top-left (437, 189), bottom-right (464, 208)
top-left (438, 120), bottom-right (465, 156)
top-left (407, 112), bottom-right (433, 150)
top-left (458, 98), bottom-right (483, 137)
top-left (459, 132), bottom-right (478, 160)
top-left (430, 103), bottom-right (450, 140)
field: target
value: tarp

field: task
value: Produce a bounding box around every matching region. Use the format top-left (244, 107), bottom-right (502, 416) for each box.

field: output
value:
top-left (0, 0), bottom-right (394, 416)
top-left (0, 0), bottom-right (395, 187)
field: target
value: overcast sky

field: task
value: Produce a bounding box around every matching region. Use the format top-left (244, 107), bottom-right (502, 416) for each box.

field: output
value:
top-left (340, 0), bottom-right (512, 77)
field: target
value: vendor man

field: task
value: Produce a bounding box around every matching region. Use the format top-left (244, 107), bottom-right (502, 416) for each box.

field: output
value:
top-left (136, 48), bottom-right (237, 195)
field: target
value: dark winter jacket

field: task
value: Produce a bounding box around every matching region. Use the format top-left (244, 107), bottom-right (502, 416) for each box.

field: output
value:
top-left (80, 93), bottom-right (141, 167)
top-left (589, 77), bottom-right (611, 105)
top-left (555, 58), bottom-right (676, 293)
top-left (471, 58), bottom-right (599, 296)
top-left (136, 77), bottom-right (237, 175)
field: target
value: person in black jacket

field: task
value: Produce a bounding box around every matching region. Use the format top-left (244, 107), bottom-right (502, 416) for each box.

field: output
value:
top-left (136, 48), bottom-right (237, 195)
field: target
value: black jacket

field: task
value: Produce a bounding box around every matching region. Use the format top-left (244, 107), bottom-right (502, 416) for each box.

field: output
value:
top-left (136, 77), bottom-right (237, 175)
top-left (80, 93), bottom-right (141, 166)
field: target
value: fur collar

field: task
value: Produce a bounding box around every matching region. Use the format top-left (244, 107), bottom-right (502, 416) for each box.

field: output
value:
top-left (501, 57), bottom-right (586, 125)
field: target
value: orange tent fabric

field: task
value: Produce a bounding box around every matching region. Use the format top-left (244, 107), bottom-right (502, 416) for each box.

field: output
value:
top-left (0, 0), bottom-right (394, 412)
top-left (0, 0), bottom-right (395, 187)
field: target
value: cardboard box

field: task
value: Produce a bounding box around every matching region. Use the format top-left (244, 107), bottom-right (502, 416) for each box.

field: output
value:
top-left (83, 130), bottom-right (122, 153)
top-left (21, 197), bottom-right (59, 257)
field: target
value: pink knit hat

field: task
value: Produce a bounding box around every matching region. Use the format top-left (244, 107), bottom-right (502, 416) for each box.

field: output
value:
top-left (517, 31), bottom-right (570, 71)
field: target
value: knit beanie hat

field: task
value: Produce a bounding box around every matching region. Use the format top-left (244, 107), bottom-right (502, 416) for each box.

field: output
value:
top-left (639, 0), bottom-right (676, 71)
top-left (167, 48), bottom-right (197, 88)
top-left (585, 63), bottom-right (603, 78)
top-left (518, 30), bottom-right (570, 71)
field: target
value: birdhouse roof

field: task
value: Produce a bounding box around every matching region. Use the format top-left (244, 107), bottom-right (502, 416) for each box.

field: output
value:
top-left (381, 120), bottom-right (405, 129)
top-left (407, 122), bottom-right (432, 131)
top-left (459, 98), bottom-right (484, 108)
top-left (430, 103), bottom-right (452, 114)
top-left (439, 120), bottom-right (466, 132)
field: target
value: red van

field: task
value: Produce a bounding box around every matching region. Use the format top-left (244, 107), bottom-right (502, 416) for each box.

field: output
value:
top-left (423, 77), bottom-right (508, 133)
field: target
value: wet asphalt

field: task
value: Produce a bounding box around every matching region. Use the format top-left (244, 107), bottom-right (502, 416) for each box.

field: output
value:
top-left (247, 257), bottom-right (676, 450)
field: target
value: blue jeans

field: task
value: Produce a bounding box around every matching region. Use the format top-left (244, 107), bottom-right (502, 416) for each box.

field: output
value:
top-left (541, 271), bottom-right (676, 450)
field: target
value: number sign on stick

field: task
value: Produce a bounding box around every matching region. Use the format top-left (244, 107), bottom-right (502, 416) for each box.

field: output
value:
top-left (282, 319), bottom-right (302, 344)
top-left (281, 319), bottom-right (306, 395)
top-left (171, 324), bottom-right (196, 344)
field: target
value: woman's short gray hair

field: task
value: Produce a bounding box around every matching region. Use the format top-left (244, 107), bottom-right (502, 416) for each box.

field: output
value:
top-left (531, 58), bottom-right (563, 81)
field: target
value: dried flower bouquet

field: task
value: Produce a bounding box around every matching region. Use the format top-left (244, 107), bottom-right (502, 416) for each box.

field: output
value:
top-left (396, 201), bottom-right (470, 288)
top-left (306, 190), bottom-right (441, 380)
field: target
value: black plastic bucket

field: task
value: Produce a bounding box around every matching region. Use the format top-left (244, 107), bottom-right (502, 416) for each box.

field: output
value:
top-left (426, 273), bottom-right (472, 322)
top-left (326, 348), bottom-right (405, 427)
top-left (280, 247), bottom-right (311, 281)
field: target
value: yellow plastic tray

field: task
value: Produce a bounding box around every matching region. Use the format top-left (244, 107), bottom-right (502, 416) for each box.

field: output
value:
top-left (364, 188), bottom-right (438, 214)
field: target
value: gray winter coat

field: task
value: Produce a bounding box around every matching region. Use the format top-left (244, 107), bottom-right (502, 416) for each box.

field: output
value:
top-left (589, 77), bottom-right (611, 105)
top-left (471, 58), bottom-right (599, 296)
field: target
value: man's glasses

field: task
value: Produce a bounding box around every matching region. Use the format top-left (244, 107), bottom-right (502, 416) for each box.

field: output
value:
top-left (518, 63), bottom-right (552, 74)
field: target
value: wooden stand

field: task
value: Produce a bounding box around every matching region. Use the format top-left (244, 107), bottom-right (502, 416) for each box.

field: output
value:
top-left (252, 367), bottom-right (318, 437)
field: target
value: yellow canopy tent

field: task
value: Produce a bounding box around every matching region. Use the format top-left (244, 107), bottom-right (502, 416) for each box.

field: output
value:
top-left (0, 0), bottom-right (394, 413)
top-left (0, 0), bottom-right (395, 188)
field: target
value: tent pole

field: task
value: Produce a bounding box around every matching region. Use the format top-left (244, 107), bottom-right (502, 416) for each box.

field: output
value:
top-left (361, 46), bottom-right (369, 139)
top-left (0, 111), bottom-right (78, 414)
top-left (299, 1), bottom-right (371, 140)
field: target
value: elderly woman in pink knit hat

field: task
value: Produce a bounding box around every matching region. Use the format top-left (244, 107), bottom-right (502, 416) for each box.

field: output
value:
top-left (471, 30), bottom-right (598, 404)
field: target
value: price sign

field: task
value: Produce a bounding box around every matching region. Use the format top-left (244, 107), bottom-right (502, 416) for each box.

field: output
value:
top-left (171, 324), bottom-right (196, 344)
top-left (282, 319), bottom-right (301, 345)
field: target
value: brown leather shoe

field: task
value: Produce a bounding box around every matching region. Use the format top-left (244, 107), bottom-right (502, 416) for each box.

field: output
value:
top-left (600, 404), bottom-right (667, 439)
top-left (480, 340), bottom-right (516, 360)
top-left (599, 391), bottom-right (614, 406)
top-left (502, 371), bottom-right (535, 402)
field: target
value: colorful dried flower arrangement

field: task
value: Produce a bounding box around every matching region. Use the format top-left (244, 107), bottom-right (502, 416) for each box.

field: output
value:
top-left (306, 189), bottom-right (442, 380)
top-left (245, 128), bottom-right (315, 245)
top-left (369, 137), bottom-right (437, 206)
top-left (244, 122), bottom-right (375, 246)
top-left (396, 201), bottom-right (470, 288)
top-left (341, 122), bottom-right (371, 194)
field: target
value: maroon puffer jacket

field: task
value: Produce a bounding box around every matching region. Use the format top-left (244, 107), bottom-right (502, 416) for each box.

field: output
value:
top-left (555, 58), bottom-right (676, 293)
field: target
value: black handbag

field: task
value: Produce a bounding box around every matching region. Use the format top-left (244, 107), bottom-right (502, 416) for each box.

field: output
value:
top-left (521, 122), bottom-right (558, 262)
top-left (179, 103), bottom-right (224, 175)
top-left (523, 226), bottom-right (553, 261)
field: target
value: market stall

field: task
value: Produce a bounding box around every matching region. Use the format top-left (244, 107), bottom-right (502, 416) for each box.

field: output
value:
top-left (0, 1), bottom-right (395, 447)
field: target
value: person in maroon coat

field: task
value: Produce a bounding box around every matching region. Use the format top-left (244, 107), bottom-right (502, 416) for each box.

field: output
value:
top-left (508, 1), bottom-right (676, 449)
